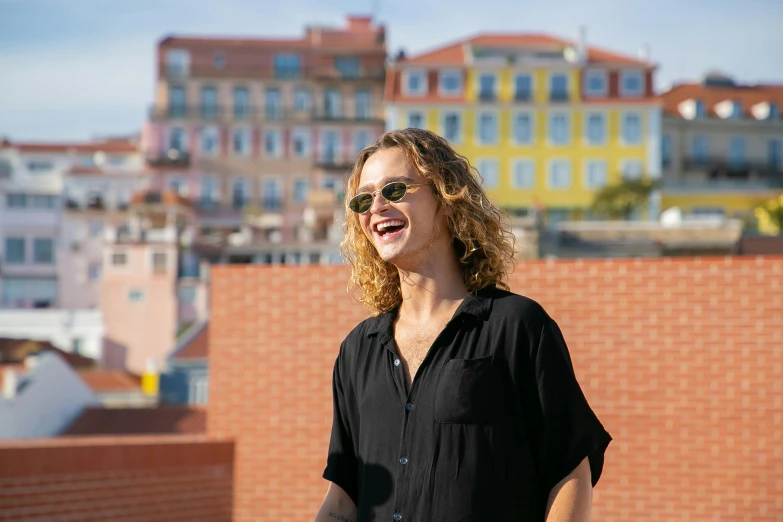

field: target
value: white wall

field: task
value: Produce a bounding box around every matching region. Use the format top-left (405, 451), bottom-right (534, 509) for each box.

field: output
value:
top-left (0, 309), bottom-right (104, 361)
top-left (0, 353), bottom-right (100, 439)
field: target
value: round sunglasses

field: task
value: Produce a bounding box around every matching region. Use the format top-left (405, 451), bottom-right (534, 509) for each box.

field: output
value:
top-left (348, 181), bottom-right (428, 214)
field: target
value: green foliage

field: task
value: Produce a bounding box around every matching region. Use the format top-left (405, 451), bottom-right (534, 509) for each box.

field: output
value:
top-left (590, 178), bottom-right (660, 220)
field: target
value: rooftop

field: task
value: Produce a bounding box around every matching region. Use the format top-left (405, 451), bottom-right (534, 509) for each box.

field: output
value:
top-left (61, 406), bottom-right (206, 436)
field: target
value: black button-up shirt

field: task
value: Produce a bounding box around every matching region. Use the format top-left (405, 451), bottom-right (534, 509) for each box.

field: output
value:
top-left (323, 285), bottom-right (612, 522)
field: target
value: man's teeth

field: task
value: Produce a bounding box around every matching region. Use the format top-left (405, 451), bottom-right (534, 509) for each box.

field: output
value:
top-left (377, 220), bottom-right (404, 232)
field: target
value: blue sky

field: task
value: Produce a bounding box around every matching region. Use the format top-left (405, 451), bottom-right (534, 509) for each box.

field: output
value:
top-left (1, 0), bottom-right (781, 141)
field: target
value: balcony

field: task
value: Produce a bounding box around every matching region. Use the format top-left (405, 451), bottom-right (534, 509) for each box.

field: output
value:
top-left (681, 156), bottom-right (783, 179)
top-left (146, 150), bottom-right (190, 168)
top-left (514, 91), bottom-right (532, 102)
top-left (478, 91), bottom-right (496, 102)
top-left (149, 104), bottom-right (384, 124)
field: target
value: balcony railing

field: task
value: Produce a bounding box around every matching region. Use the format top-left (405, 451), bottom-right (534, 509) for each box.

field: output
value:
top-left (682, 156), bottom-right (783, 177)
top-left (662, 178), bottom-right (783, 192)
top-left (160, 64), bottom-right (385, 82)
top-left (514, 91), bottom-right (532, 102)
top-left (549, 91), bottom-right (569, 102)
top-left (150, 104), bottom-right (385, 123)
top-left (146, 151), bottom-right (191, 168)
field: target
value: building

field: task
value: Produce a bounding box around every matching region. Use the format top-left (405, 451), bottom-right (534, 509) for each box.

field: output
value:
top-left (0, 309), bottom-right (104, 361)
top-left (159, 321), bottom-right (209, 405)
top-left (142, 15), bottom-right (387, 262)
top-left (660, 73), bottom-right (783, 220)
top-left (384, 32), bottom-right (661, 227)
top-left (61, 405), bottom-right (206, 436)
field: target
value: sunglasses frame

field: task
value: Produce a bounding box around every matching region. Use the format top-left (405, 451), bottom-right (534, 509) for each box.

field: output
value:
top-left (348, 181), bottom-right (428, 214)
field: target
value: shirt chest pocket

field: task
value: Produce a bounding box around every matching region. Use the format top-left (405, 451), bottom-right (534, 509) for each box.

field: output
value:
top-left (433, 355), bottom-right (497, 424)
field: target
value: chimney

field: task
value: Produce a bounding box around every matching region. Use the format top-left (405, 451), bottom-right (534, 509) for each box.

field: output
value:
top-left (2, 368), bottom-right (18, 399)
top-left (395, 49), bottom-right (406, 62)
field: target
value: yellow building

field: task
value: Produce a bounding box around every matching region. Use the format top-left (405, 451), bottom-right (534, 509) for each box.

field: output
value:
top-left (384, 33), bottom-right (661, 226)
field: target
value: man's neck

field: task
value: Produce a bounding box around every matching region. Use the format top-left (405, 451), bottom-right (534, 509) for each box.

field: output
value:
top-left (396, 252), bottom-right (468, 324)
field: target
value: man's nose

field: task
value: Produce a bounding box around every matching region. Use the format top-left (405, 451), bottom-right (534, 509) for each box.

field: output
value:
top-left (368, 190), bottom-right (389, 214)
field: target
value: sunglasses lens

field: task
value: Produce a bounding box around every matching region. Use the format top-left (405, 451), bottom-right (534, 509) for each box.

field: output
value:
top-left (382, 182), bottom-right (408, 202)
top-left (349, 193), bottom-right (373, 214)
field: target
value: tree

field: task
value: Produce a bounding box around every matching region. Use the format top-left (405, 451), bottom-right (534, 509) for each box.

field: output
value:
top-left (754, 194), bottom-right (783, 236)
top-left (590, 178), bottom-right (659, 220)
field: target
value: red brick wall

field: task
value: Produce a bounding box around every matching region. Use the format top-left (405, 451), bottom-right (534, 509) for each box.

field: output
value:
top-left (208, 257), bottom-right (783, 521)
top-left (0, 436), bottom-right (234, 522)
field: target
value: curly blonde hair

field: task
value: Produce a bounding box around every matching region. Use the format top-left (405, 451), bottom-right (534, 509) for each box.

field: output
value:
top-left (340, 128), bottom-right (516, 316)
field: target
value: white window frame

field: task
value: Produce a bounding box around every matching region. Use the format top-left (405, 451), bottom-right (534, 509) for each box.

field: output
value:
top-left (291, 127), bottom-right (311, 158)
top-left (548, 111), bottom-right (571, 146)
top-left (621, 110), bottom-right (643, 146)
top-left (262, 176), bottom-right (283, 211)
top-left (511, 110), bottom-right (535, 146)
top-left (200, 126), bottom-right (220, 157)
top-left (583, 159), bottom-right (608, 189)
top-left (168, 127), bottom-right (188, 153)
top-left (439, 69), bottom-right (462, 96)
top-left (619, 69), bottom-right (644, 97)
top-left (513, 73), bottom-right (534, 101)
top-left (403, 69), bottom-right (427, 96)
top-left (549, 72), bottom-right (569, 100)
top-left (547, 159), bottom-right (572, 189)
top-left (109, 248), bottom-right (130, 272)
top-left (476, 110), bottom-right (499, 145)
top-left (231, 177), bottom-right (251, 208)
top-left (165, 49), bottom-right (190, 78)
top-left (476, 158), bottom-right (499, 189)
top-left (321, 129), bottom-right (341, 163)
top-left (584, 69), bottom-right (608, 98)
top-left (477, 72), bottom-right (498, 101)
top-left (620, 159), bottom-right (644, 180)
top-left (200, 176), bottom-right (220, 202)
top-left (293, 178), bottom-right (309, 203)
top-left (407, 111), bottom-right (425, 129)
top-left (510, 158), bottom-right (535, 189)
top-left (583, 111), bottom-right (607, 146)
top-left (264, 128), bottom-right (283, 158)
top-left (440, 111), bottom-right (463, 144)
top-left (232, 127), bottom-right (251, 157)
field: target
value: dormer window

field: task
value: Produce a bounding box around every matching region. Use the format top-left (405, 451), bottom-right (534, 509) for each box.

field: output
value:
top-left (619, 69), bottom-right (644, 97)
top-left (751, 101), bottom-right (780, 121)
top-left (715, 99), bottom-right (743, 119)
top-left (678, 99), bottom-right (707, 120)
top-left (404, 69), bottom-right (427, 96)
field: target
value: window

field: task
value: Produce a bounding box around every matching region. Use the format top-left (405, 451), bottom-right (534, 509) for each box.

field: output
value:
top-left (477, 112), bottom-right (498, 144)
top-left (214, 53), bottom-right (225, 70)
top-left (694, 100), bottom-right (706, 118)
top-left (234, 86), bottom-right (250, 119)
top-left (730, 101), bottom-right (743, 119)
top-left (324, 89), bottom-right (342, 118)
top-left (355, 89), bottom-right (371, 120)
top-left (0, 158), bottom-right (11, 179)
top-left (201, 177), bottom-right (219, 206)
top-left (622, 112), bottom-right (642, 145)
top-left (769, 103), bottom-right (781, 120)
top-left (692, 135), bottom-right (709, 164)
top-left (168, 176), bottom-right (185, 196)
top-left (584, 69), bottom-right (607, 97)
top-left (178, 286), bottom-right (197, 304)
top-left (407, 111), bottom-right (424, 129)
top-left (200, 86), bottom-right (218, 119)
top-left (274, 54), bottom-right (301, 79)
top-left (189, 375), bottom-right (209, 405)
top-left (620, 70), bottom-right (644, 97)
top-left (232, 178), bottom-right (250, 209)
top-left (512, 112), bottom-right (533, 145)
top-left (477, 159), bottom-right (499, 189)
top-left (548, 112), bottom-right (570, 145)
top-left (335, 57), bottom-right (360, 78)
top-left (511, 160), bottom-right (535, 189)
top-left (265, 88), bottom-right (282, 120)
top-left (354, 130), bottom-right (371, 154)
top-left (442, 112), bottom-right (461, 143)
top-left (71, 338), bottom-right (83, 355)
top-left (152, 252), bottom-right (167, 273)
top-left (0, 277), bottom-right (57, 308)
top-left (440, 70), bottom-right (462, 95)
top-left (729, 137), bottom-right (746, 166)
top-left (89, 220), bottom-right (103, 237)
top-left (200, 126), bottom-right (219, 156)
top-left (550, 73), bottom-right (569, 101)
top-left (233, 128), bottom-right (251, 156)
top-left (514, 74), bottom-right (532, 101)
top-left (478, 73), bottom-right (496, 101)
top-left (769, 139), bottom-right (782, 167)
top-left (585, 160), bottom-right (608, 188)
top-left (263, 179), bottom-right (282, 210)
top-left (662, 134), bottom-right (672, 168)
top-left (111, 252), bottom-right (128, 266)
top-left (548, 160), bottom-right (572, 189)
top-left (169, 127), bottom-right (187, 153)
top-left (294, 87), bottom-right (311, 112)
top-left (33, 238), bottom-right (54, 264)
top-left (294, 179), bottom-right (309, 203)
top-left (30, 195), bottom-right (57, 209)
top-left (585, 112), bottom-right (606, 145)
top-left (166, 49), bottom-right (190, 78)
top-left (264, 129), bottom-right (282, 157)
top-left (322, 131), bottom-right (340, 164)
top-left (27, 160), bottom-right (54, 172)
top-left (168, 85), bottom-right (186, 118)
top-left (7, 194), bottom-right (26, 208)
top-left (5, 238), bottom-right (25, 263)
top-left (88, 263), bottom-right (101, 281)
top-left (405, 70), bottom-right (426, 95)
top-left (292, 128), bottom-right (310, 157)
top-left (128, 289), bottom-right (144, 302)
top-left (621, 160), bottom-right (644, 180)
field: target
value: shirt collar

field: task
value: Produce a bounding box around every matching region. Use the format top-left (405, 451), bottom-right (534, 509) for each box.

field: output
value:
top-left (365, 284), bottom-right (495, 342)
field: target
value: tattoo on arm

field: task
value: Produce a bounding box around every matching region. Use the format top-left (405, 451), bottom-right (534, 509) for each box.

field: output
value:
top-left (327, 512), bottom-right (354, 522)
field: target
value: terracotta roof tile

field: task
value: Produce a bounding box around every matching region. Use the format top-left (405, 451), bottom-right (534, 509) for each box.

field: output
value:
top-left (1, 141), bottom-right (138, 154)
top-left (62, 406), bottom-right (206, 436)
top-left (174, 323), bottom-right (209, 360)
top-left (78, 370), bottom-right (142, 393)
top-left (662, 83), bottom-right (783, 117)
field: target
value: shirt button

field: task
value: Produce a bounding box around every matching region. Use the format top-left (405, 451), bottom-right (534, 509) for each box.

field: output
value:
top-left (393, 513), bottom-right (402, 521)
top-left (394, 358), bottom-right (401, 366)
top-left (405, 402), bottom-right (414, 411)
top-left (399, 456), bottom-right (408, 465)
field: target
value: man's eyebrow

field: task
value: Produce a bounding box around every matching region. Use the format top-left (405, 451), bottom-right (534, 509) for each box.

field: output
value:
top-left (356, 176), bottom-right (416, 194)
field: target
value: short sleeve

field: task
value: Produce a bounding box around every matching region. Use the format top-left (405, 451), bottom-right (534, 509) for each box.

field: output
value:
top-left (522, 315), bottom-right (612, 495)
top-left (322, 343), bottom-right (359, 505)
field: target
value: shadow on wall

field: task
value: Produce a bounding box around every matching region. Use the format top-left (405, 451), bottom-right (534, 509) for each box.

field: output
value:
top-left (101, 338), bottom-right (128, 370)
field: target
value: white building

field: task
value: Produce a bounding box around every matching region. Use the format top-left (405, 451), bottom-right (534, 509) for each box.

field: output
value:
top-left (0, 309), bottom-right (105, 361)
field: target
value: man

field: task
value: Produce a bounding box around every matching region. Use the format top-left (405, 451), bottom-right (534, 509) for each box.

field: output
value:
top-left (315, 129), bottom-right (611, 522)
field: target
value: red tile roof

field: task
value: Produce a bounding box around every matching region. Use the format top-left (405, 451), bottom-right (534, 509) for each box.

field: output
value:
top-left (78, 370), bottom-right (142, 393)
top-left (174, 323), bottom-right (209, 360)
top-left (0, 338), bottom-right (96, 369)
top-left (62, 406), bottom-right (206, 436)
top-left (662, 82), bottom-right (783, 117)
top-left (0, 141), bottom-right (138, 154)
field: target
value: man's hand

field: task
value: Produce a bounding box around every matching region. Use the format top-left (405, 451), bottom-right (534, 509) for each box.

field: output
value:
top-left (544, 456), bottom-right (593, 522)
top-left (314, 482), bottom-right (357, 522)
